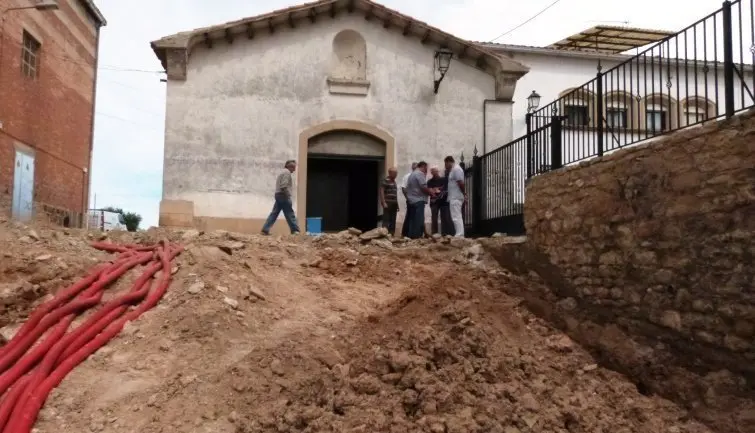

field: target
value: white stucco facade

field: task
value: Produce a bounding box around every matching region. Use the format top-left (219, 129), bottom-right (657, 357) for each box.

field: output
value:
top-left (156, 8), bottom-right (525, 231)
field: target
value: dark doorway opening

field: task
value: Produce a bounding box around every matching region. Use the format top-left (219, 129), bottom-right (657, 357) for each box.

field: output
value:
top-left (307, 156), bottom-right (381, 233)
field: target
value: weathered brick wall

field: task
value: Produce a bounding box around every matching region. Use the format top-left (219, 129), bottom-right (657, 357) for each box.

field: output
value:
top-left (0, 0), bottom-right (99, 218)
top-left (501, 109), bottom-right (755, 428)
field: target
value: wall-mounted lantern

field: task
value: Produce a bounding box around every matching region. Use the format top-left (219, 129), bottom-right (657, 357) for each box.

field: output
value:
top-left (433, 47), bottom-right (453, 94)
top-left (526, 90), bottom-right (541, 113)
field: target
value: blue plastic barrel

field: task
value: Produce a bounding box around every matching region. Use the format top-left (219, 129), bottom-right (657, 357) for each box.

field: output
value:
top-left (306, 217), bottom-right (323, 235)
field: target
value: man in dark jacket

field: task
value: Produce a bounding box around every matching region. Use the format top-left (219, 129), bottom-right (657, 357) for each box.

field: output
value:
top-left (428, 166), bottom-right (454, 236)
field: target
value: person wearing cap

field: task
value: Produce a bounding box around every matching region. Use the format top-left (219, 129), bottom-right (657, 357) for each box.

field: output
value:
top-left (261, 160), bottom-right (301, 235)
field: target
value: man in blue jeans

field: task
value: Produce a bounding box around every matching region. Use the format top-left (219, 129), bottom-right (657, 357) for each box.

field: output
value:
top-left (405, 161), bottom-right (436, 239)
top-left (261, 160), bottom-right (301, 235)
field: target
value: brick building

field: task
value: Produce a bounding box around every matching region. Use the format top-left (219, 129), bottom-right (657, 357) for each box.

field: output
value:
top-left (0, 0), bottom-right (105, 224)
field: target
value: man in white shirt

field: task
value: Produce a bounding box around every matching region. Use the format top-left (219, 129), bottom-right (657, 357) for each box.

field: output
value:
top-left (444, 156), bottom-right (466, 237)
top-left (399, 162), bottom-right (417, 238)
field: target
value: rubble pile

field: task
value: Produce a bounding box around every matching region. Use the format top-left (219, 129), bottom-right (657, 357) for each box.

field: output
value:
top-left (0, 218), bottom-right (714, 433)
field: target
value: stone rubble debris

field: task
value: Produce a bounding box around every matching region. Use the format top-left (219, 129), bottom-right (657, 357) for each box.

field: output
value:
top-left (0, 214), bottom-right (713, 433)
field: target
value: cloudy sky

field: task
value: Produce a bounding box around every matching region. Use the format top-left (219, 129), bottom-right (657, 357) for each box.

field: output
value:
top-left (90, 0), bottom-right (723, 228)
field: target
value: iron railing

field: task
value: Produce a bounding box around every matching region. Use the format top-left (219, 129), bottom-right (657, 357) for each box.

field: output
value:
top-left (527, 0), bottom-right (754, 173)
top-left (461, 0), bottom-right (754, 237)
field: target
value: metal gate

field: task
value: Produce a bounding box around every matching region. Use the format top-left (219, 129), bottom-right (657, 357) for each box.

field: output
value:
top-left (462, 117), bottom-right (561, 237)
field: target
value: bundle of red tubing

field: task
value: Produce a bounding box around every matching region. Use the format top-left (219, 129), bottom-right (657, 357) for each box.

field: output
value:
top-left (0, 240), bottom-right (183, 433)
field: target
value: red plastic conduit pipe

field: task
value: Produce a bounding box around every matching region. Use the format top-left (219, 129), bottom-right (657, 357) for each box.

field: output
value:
top-left (0, 239), bottom-right (183, 433)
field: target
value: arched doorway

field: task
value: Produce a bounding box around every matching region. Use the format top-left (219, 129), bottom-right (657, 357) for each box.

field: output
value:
top-left (297, 120), bottom-right (396, 233)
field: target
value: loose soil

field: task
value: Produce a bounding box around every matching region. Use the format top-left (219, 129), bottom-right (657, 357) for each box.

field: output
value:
top-left (0, 218), bottom-right (718, 433)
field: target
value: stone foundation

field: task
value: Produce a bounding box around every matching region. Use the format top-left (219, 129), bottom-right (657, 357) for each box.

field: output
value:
top-left (486, 109), bottom-right (755, 430)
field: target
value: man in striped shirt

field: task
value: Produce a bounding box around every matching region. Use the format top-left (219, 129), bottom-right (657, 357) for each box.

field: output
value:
top-left (379, 167), bottom-right (399, 236)
top-left (261, 160), bottom-right (301, 235)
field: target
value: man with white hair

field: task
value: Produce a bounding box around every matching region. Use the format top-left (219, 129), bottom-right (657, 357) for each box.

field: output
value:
top-left (444, 155), bottom-right (466, 237)
top-left (427, 166), bottom-right (452, 235)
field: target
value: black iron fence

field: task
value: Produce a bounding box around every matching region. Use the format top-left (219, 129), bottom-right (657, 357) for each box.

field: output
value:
top-left (462, 0), bottom-right (754, 237)
top-left (528, 0), bottom-right (754, 173)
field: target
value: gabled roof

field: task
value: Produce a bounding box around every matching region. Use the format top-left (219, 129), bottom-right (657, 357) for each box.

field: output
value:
top-left (150, 0), bottom-right (528, 76)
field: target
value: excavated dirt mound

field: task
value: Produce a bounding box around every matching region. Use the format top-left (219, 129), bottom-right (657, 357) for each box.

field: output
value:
top-left (0, 219), bottom-right (716, 433)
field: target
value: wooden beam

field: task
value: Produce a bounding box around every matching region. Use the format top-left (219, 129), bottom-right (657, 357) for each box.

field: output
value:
top-left (475, 57), bottom-right (487, 69)
top-left (224, 28), bottom-right (233, 44)
top-left (402, 21), bottom-right (411, 36)
top-left (203, 32), bottom-right (212, 48)
top-left (330, 2), bottom-right (336, 18)
top-left (268, 18), bottom-right (275, 34)
top-left (364, 6), bottom-right (373, 20)
top-left (287, 12), bottom-right (295, 28)
top-left (308, 9), bottom-right (317, 23)
top-left (347, 0), bottom-right (354, 13)
top-left (246, 23), bottom-right (255, 39)
top-left (420, 29), bottom-right (430, 44)
top-left (383, 17), bottom-right (390, 29)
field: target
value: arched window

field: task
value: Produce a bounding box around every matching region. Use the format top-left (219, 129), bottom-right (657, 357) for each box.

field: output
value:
top-left (682, 97), bottom-right (716, 126)
top-left (604, 91), bottom-right (638, 130)
top-left (643, 93), bottom-right (677, 132)
top-left (559, 88), bottom-right (595, 127)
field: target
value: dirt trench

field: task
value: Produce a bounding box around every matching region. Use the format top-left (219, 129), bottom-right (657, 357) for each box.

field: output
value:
top-left (0, 220), bottom-right (722, 433)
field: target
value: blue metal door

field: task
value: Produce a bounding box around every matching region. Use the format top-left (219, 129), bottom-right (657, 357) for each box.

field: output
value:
top-left (12, 150), bottom-right (35, 222)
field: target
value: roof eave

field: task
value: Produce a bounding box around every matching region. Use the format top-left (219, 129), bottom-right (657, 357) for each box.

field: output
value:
top-left (81, 0), bottom-right (107, 27)
top-left (150, 0), bottom-right (529, 77)
top-left (480, 43), bottom-right (633, 61)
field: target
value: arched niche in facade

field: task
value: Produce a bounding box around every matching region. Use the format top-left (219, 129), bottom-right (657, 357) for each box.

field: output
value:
top-left (330, 29), bottom-right (367, 81)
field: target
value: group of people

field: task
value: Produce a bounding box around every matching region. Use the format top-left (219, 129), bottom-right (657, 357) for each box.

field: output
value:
top-left (260, 156), bottom-right (466, 239)
top-left (380, 156), bottom-right (466, 239)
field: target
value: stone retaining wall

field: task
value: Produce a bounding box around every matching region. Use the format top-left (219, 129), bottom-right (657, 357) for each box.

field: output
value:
top-left (486, 109), bottom-right (755, 430)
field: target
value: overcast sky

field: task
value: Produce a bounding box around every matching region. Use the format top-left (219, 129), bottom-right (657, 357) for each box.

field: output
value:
top-left (89, 0), bottom-right (723, 228)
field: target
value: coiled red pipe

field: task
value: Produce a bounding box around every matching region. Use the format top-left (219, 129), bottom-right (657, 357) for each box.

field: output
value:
top-left (0, 240), bottom-right (183, 433)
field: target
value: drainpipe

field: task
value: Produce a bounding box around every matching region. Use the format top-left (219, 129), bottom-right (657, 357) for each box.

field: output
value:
top-left (84, 23), bottom-right (102, 226)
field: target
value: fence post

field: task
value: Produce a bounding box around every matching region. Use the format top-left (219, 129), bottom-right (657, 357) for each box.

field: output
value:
top-left (722, 0), bottom-right (735, 118)
top-left (471, 151), bottom-right (483, 235)
top-left (525, 113), bottom-right (533, 178)
top-left (550, 116), bottom-right (563, 170)
top-left (596, 68), bottom-right (605, 157)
